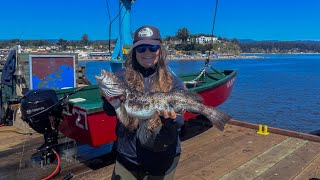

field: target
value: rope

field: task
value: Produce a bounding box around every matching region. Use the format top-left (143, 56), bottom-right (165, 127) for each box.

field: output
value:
top-left (167, 65), bottom-right (177, 76)
top-left (184, 0), bottom-right (224, 85)
top-left (0, 130), bottom-right (33, 135)
top-left (106, 0), bottom-right (124, 52)
top-left (211, 0), bottom-right (219, 37)
top-left (207, 63), bottom-right (225, 76)
top-left (208, 0), bottom-right (219, 60)
top-left (183, 67), bottom-right (206, 84)
top-left (183, 60), bottom-right (225, 85)
top-left (106, 0), bottom-right (111, 51)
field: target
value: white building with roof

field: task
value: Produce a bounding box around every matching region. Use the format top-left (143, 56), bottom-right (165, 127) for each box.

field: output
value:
top-left (196, 36), bottom-right (218, 44)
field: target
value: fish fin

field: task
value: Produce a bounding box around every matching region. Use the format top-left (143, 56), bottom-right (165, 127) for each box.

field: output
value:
top-left (117, 104), bottom-right (130, 126)
top-left (206, 108), bottom-right (231, 131)
top-left (183, 90), bottom-right (204, 103)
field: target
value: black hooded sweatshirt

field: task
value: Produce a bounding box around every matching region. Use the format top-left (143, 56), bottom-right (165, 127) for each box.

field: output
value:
top-left (102, 65), bottom-right (184, 176)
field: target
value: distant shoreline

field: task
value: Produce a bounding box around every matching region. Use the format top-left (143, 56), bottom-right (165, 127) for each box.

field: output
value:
top-left (241, 52), bottom-right (320, 55)
top-left (167, 55), bottom-right (262, 61)
top-left (78, 55), bottom-right (263, 61)
top-left (78, 53), bottom-right (320, 62)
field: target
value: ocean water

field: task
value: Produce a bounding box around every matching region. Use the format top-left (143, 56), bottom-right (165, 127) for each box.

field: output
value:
top-left (80, 54), bottom-right (320, 134)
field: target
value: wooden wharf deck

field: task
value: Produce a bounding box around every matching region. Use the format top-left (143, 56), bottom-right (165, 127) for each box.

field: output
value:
top-left (0, 118), bottom-right (320, 180)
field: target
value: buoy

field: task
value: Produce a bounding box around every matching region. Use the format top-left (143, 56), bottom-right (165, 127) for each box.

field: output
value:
top-left (257, 124), bottom-right (269, 135)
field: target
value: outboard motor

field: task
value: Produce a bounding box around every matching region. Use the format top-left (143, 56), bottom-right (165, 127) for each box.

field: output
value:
top-left (20, 89), bottom-right (61, 133)
top-left (20, 89), bottom-right (63, 162)
top-left (20, 87), bottom-right (82, 164)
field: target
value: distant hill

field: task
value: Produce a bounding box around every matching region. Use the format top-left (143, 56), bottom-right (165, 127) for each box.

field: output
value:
top-left (239, 39), bottom-right (320, 44)
top-left (238, 39), bottom-right (259, 42)
top-left (294, 40), bottom-right (320, 44)
top-left (239, 40), bottom-right (320, 53)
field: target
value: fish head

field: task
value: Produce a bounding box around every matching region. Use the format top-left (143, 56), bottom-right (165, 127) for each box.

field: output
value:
top-left (95, 70), bottom-right (125, 98)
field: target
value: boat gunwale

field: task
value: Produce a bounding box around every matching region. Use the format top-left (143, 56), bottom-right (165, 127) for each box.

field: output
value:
top-left (181, 69), bottom-right (238, 92)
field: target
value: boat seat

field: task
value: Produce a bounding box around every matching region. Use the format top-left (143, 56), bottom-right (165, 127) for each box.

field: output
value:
top-left (183, 80), bottom-right (206, 89)
top-left (206, 73), bottom-right (220, 80)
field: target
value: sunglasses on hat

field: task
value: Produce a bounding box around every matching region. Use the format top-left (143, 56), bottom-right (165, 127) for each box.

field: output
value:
top-left (136, 45), bottom-right (160, 53)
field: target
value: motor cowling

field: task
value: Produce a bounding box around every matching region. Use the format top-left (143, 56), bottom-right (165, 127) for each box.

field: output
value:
top-left (20, 89), bottom-right (62, 134)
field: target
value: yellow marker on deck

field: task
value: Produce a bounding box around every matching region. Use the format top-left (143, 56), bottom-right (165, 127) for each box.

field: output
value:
top-left (257, 124), bottom-right (269, 135)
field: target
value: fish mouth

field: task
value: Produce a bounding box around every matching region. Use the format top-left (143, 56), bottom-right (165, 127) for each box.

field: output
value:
top-left (95, 69), bottom-right (125, 98)
top-left (95, 70), bottom-right (113, 82)
top-left (94, 70), bottom-right (105, 81)
top-left (94, 75), bottom-right (103, 82)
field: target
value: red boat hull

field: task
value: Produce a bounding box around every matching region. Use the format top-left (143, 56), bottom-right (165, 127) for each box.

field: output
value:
top-left (59, 106), bottom-right (117, 147)
top-left (184, 71), bottom-right (237, 120)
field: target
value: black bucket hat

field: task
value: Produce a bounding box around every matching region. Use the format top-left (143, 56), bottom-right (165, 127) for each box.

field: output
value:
top-left (132, 25), bottom-right (162, 48)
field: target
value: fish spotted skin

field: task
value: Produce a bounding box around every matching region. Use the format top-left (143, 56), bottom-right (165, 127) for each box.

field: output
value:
top-left (95, 70), bottom-right (231, 131)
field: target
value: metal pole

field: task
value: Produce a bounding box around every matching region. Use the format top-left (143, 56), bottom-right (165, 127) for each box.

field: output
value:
top-left (109, 0), bottom-right (133, 73)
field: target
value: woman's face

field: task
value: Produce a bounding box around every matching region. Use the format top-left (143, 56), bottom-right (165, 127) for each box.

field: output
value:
top-left (135, 45), bottom-right (160, 69)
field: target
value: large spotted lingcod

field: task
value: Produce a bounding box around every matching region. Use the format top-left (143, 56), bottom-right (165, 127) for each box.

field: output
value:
top-left (95, 70), bottom-right (231, 131)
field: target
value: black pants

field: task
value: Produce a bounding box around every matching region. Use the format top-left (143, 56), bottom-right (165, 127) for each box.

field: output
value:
top-left (111, 155), bottom-right (180, 180)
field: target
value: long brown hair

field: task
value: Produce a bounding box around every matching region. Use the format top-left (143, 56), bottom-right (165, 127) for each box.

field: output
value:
top-left (121, 45), bottom-right (173, 131)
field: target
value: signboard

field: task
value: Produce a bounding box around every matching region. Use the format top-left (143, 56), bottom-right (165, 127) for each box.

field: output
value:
top-left (29, 55), bottom-right (76, 90)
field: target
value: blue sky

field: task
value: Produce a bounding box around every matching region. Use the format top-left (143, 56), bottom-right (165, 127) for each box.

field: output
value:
top-left (1, 0), bottom-right (320, 41)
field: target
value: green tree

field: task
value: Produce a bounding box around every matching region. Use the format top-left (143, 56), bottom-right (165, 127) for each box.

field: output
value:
top-left (81, 34), bottom-right (89, 46)
top-left (57, 38), bottom-right (67, 46)
top-left (32, 40), bottom-right (50, 47)
top-left (176, 28), bottom-right (190, 44)
top-left (57, 38), bottom-right (68, 51)
top-left (231, 38), bottom-right (239, 44)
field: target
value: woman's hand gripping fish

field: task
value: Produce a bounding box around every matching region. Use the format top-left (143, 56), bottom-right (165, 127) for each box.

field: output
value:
top-left (95, 70), bottom-right (231, 131)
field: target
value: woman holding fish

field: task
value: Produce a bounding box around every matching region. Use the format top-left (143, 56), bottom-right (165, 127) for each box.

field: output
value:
top-left (102, 25), bottom-right (185, 179)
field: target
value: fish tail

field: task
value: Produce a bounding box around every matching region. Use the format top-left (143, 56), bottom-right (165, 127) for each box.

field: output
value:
top-left (205, 108), bottom-right (231, 131)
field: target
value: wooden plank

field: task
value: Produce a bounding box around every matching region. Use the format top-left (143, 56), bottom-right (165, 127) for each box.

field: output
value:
top-left (255, 141), bottom-right (320, 180)
top-left (0, 132), bottom-right (41, 151)
top-left (177, 131), bottom-right (254, 179)
top-left (5, 152), bottom-right (46, 177)
top-left (0, 126), bottom-right (26, 140)
top-left (180, 125), bottom-right (248, 161)
top-left (176, 128), bottom-right (286, 179)
top-left (219, 137), bottom-right (307, 180)
top-left (181, 118), bottom-right (218, 147)
top-left (294, 153), bottom-right (320, 180)
top-left (53, 151), bottom-right (116, 180)
top-left (180, 126), bottom-right (254, 161)
top-left (190, 131), bottom-right (286, 179)
top-left (0, 138), bottom-right (58, 179)
top-left (2, 118), bottom-right (319, 179)
top-left (176, 173), bottom-right (204, 180)
top-left (2, 153), bottom-right (83, 179)
top-left (73, 163), bottom-right (114, 180)
top-left (0, 144), bottom-right (109, 179)
top-left (0, 135), bottom-right (49, 170)
top-left (182, 124), bottom-right (246, 148)
top-left (229, 119), bottom-right (320, 143)
top-left (0, 130), bottom-right (115, 179)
